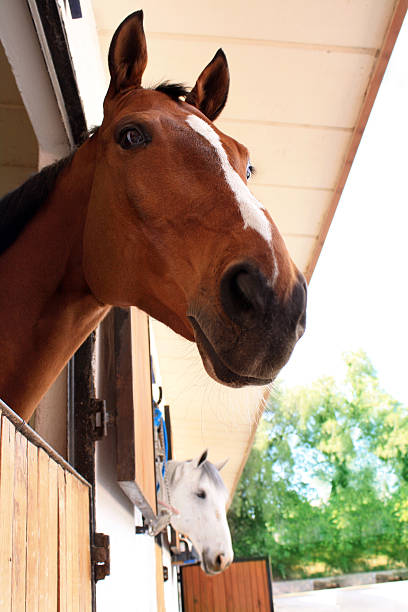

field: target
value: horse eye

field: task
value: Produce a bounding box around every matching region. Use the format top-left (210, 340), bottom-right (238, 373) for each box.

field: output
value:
top-left (196, 490), bottom-right (206, 499)
top-left (119, 126), bottom-right (148, 150)
top-left (246, 162), bottom-right (254, 181)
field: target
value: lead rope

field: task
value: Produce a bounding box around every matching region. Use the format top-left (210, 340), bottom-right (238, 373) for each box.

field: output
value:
top-left (152, 402), bottom-right (179, 535)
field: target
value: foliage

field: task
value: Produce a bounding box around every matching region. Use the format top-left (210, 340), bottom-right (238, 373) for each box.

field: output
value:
top-left (228, 350), bottom-right (408, 579)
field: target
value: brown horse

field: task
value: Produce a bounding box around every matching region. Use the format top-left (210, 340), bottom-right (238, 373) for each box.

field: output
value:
top-left (0, 11), bottom-right (306, 421)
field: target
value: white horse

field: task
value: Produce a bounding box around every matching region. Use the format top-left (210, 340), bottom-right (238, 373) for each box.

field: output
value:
top-left (158, 450), bottom-right (234, 574)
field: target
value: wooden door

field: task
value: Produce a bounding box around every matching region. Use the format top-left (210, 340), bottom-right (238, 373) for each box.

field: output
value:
top-left (0, 400), bottom-right (92, 611)
top-left (181, 559), bottom-right (274, 612)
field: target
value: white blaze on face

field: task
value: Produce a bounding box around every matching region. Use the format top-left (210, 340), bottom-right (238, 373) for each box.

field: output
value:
top-left (186, 114), bottom-right (272, 244)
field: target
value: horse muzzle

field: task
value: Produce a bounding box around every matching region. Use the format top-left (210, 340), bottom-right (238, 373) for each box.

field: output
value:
top-left (201, 550), bottom-right (233, 575)
top-left (189, 262), bottom-right (307, 386)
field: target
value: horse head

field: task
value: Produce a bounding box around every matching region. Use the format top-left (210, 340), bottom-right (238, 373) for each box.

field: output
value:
top-left (165, 450), bottom-right (233, 574)
top-left (83, 10), bottom-right (307, 388)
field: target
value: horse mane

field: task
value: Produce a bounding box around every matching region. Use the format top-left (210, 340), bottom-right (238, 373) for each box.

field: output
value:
top-left (154, 82), bottom-right (190, 101)
top-left (0, 154), bottom-right (75, 256)
top-left (0, 127), bottom-right (100, 256)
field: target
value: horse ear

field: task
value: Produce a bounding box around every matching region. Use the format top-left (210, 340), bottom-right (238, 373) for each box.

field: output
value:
top-left (185, 49), bottom-right (229, 121)
top-left (214, 458), bottom-right (229, 472)
top-left (193, 449), bottom-right (208, 468)
top-left (107, 10), bottom-right (147, 96)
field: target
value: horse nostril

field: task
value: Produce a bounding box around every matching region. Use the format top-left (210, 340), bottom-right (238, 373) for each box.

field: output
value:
top-left (221, 264), bottom-right (267, 325)
top-left (216, 553), bottom-right (226, 570)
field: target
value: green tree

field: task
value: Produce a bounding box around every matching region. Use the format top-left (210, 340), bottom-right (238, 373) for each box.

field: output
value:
top-left (228, 351), bottom-right (408, 578)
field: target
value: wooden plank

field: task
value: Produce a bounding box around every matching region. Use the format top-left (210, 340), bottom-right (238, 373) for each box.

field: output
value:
top-left (26, 442), bottom-right (39, 612)
top-left (251, 561), bottom-right (263, 611)
top-left (190, 566), bottom-right (201, 612)
top-left (0, 416), bottom-right (15, 612)
top-left (69, 472), bottom-right (80, 612)
top-left (11, 431), bottom-right (28, 612)
top-left (212, 571), bottom-right (227, 612)
top-left (114, 308), bottom-right (135, 483)
top-left (65, 472), bottom-right (74, 612)
top-left (57, 466), bottom-right (67, 612)
top-left (155, 541), bottom-right (166, 612)
top-left (115, 308), bottom-right (156, 512)
top-left (223, 564), bottom-right (237, 612)
top-left (131, 308), bottom-right (156, 511)
top-left (257, 561), bottom-right (271, 611)
top-left (202, 570), bottom-right (215, 612)
top-left (38, 448), bottom-right (49, 612)
top-left (78, 480), bottom-right (92, 612)
top-left (48, 460), bottom-right (59, 611)
top-left (234, 562), bottom-right (249, 612)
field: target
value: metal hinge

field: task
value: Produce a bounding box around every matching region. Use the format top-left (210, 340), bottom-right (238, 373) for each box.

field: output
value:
top-left (88, 399), bottom-right (113, 440)
top-left (92, 533), bottom-right (110, 582)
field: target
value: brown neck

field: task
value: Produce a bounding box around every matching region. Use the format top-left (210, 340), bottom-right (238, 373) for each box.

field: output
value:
top-left (0, 138), bottom-right (110, 420)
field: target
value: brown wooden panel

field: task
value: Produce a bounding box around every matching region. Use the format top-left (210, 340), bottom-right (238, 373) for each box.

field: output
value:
top-left (66, 471), bottom-right (74, 612)
top-left (116, 307), bottom-right (156, 511)
top-left (131, 307), bottom-right (156, 511)
top-left (182, 564), bottom-right (194, 611)
top-left (257, 562), bottom-right (269, 610)
top-left (235, 562), bottom-right (248, 612)
top-left (251, 561), bottom-right (264, 611)
top-left (212, 566), bottom-right (227, 612)
top-left (38, 448), bottom-right (49, 612)
top-left (48, 460), bottom-right (59, 610)
top-left (182, 560), bottom-right (273, 612)
top-left (67, 472), bottom-right (80, 612)
top-left (12, 431), bottom-right (28, 611)
top-left (0, 406), bottom-right (92, 612)
top-left (26, 442), bottom-right (39, 612)
top-left (78, 479), bottom-right (92, 612)
top-left (58, 466), bottom-right (68, 612)
top-left (0, 416), bottom-right (15, 612)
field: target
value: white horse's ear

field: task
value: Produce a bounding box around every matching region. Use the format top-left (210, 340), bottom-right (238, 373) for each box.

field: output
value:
top-left (193, 449), bottom-right (208, 468)
top-left (214, 458), bottom-right (229, 472)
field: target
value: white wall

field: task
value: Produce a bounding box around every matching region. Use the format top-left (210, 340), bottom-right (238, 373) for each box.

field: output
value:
top-left (94, 319), bottom-right (180, 612)
top-left (94, 430), bottom-right (158, 612)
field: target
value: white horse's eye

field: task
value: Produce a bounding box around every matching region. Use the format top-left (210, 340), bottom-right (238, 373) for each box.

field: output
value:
top-left (196, 490), bottom-right (206, 499)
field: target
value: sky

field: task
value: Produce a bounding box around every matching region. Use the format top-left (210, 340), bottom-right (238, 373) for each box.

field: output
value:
top-left (278, 16), bottom-right (408, 405)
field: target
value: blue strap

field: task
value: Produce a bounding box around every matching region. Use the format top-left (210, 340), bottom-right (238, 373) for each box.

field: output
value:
top-left (154, 404), bottom-right (168, 492)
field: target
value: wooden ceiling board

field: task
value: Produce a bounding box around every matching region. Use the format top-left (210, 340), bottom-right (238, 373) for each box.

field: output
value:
top-left (93, 0), bottom-right (396, 49)
top-left (251, 185), bottom-right (331, 237)
top-left (145, 38), bottom-right (376, 128)
top-left (283, 235), bottom-right (317, 272)
top-left (222, 120), bottom-right (352, 189)
top-left (97, 33), bottom-right (375, 128)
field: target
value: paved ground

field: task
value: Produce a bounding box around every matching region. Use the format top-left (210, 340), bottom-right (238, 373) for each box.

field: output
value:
top-left (274, 580), bottom-right (408, 612)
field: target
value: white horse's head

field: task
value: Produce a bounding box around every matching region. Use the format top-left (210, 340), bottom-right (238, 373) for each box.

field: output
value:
top-left (165, 450), bottom-right (233, 574)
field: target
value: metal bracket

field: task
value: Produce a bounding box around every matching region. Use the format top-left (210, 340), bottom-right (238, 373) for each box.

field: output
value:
top-left (88, 399), bottom-right (113, 441)
top-left (92, 533), bottom-right (110, 582)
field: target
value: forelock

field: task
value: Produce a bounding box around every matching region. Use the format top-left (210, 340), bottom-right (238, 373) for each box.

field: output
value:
top-left (199, 461), bottom-right (226, 493)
